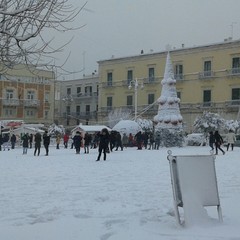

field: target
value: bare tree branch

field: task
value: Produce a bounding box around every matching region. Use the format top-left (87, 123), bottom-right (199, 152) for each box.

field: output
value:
top-left (0, 0), bottom-right (87, 73)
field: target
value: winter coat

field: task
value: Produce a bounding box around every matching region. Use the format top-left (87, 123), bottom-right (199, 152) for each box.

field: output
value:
top-left (63, 134), bottom-right (69, 142)
top-left (122, 134), bottom-right (128, 145)
top-left (84, 133), bottom-right (92, 146)
top-left (22, 134), bottom-right (29, 148)
top-left (56, 135), bottom-right (61, 144)
top-left (214, 131), bottom-right (223, 145)
top-left (43, 133), bottom-right (50, 146)
top-left (73, 133), bottom-right (82, 148)
top-left (226, 132), bottom-right (236, 144)
top-left (3, 134), bottom-right (9, 143)
top-left (34, 133), bottom-right (42, 146)
top-left (98, 131), bottom-right (110, 150)
top-left (11, 134), bottom-right (16, 143)
top-left (209, 133), bottom-right (215, 144)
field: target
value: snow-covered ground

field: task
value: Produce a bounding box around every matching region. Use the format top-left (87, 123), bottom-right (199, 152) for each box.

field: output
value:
top-left (0, 145), bottom-right (240, 240)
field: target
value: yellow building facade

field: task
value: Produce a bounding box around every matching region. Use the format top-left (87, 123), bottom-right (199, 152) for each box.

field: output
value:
top-left (98, 40), bottom-right (240, 132)
top-left (0, 64), bottom-right (55, 125)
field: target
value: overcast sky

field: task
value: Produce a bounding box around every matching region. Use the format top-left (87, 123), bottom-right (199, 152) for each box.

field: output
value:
top-left (55, 0), bottom-right (240, 79)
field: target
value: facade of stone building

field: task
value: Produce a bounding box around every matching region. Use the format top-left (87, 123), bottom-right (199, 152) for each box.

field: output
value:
top-left (0, 64), bottom-right (55, 125)
top-left (97, 40), bottom-right (240, 132)
top-left (57, 75), bottom-right (99, 127)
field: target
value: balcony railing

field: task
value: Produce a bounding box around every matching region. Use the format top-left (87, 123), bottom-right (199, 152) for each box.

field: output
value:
top-left (199, 71), bottom-right (214, 79)
top-left (174, 74), bottom-right (184, 80)
top-left (63, 111), bottom-right (98, 119)
top-left (225, 100), bottom-right (240, 107)
top-left (72, 92), bottom-right (98, 99)
top-left (24, 99), bottom-right (40, 107)
top-left (2, 98), bottom-right (20, 106)
top-left (227, 68), bottom-right (240, 76)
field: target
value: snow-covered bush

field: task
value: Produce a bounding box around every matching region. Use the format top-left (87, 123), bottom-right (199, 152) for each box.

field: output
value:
top-left (193, 111), bottom-right (225, 134)
top-left (48, 123), bottom-right (65, 137)
top-left (157, 128), bottom-right (184, 147)
top-left (185, 133), bottom-right (206, 146)
top-left (108, 108), bottom-right (131, 128)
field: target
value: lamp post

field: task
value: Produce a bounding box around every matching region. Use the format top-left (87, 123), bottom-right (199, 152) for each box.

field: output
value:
top-left (128, 78), bottom-right (144, 121)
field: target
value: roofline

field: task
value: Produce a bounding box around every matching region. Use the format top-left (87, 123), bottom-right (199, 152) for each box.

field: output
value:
top-left (97, 39), bottom-right (240, 64)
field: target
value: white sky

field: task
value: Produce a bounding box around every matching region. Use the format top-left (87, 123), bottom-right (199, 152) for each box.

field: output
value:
top-left (54, 0), bottom-right (240, 79)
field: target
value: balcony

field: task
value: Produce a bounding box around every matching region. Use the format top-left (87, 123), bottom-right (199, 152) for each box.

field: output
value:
top-left (225, 100), bottom-right (240, 107)
top-left (199, 71), bottom-right (214, 79)
top-left (63, 111), bottom-right (98, 120)
top-left (72, 92), bottom-right (98, 99)
top-left (143, 77), bottom-right (160, 84)
top-left (2, 98), bottom-right (20, 106)
top-left (24, 99), bottom-right (40, 107)
top-left (227, 68), bottom-right (240, 76)
top-left (201, 102), bottom-right (212, 108)
top-left (102, 82), bottom-right (115, 88)
top-left (174, 74), bottom-right (184, 80)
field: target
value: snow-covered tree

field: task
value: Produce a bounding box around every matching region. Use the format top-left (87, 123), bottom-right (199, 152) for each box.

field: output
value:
top-left (108, 108), bottom-right (131, 128)
top-left (153, 52), bottom-right (184, 147)
top-left (0, 0), bottom-right (85, 71)
top-left (193, 111), bottom-right (225, 134)
top-left (48, 123), bottom-right (65, 136)
top-left (225, 119), bottom-right (239, 132)
top-left (136, 118), bottom-right (153, 132)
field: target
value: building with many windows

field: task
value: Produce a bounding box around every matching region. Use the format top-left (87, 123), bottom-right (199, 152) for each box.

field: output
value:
top-left (57, 75), bottom-right (99, 127)
top-left (0, 64), bottom-right (55, 125)
top-left (98, 39), bottom-right (240, 132)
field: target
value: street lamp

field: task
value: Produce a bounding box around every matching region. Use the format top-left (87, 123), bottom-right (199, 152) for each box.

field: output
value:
top-left (128, 78), bottom-right (144, 121)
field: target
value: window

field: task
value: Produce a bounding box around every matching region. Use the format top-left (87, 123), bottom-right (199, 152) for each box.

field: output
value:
top-left (148, 68), bottom-right (155, 82)
top-left (203, 61), bottom-right (212, 77)
top-left (85, 86), bottom-right (92, 95)
top-left (232, 57), bottom-right (240, 69)
top-left (175, 64), bottom-right (183, 80)
top-left (67, 87), bottom-right (71, 95)
top-left (203, 90), bottom-right (211, 107)
top-left (203, 90), bottom-right (211, 102)
top-left (148, 94), bottom-right (155, 104)
top-left (6, 89), bottom-right (14, 99)
top-left (27, 90), bottom-right (35, 100)
top-left (76, 106), bottom-right (80, 116)
top-left (232, 57), bottom-right (240, 74)
top-left (26, 109), bottom-right (35, 117)
top-left (107, 96), bottom-right (113, 109)
top-left (66, 106), bottom-right (71, 116)
top-left (232, 88), bottom-right (240, 100)
top-left (5, 108), bottom-right (14, 116)
top-left (127, 70), bottom-right (133, 85)
top-left (86, 105), bottom-right (90, 115)
top-left (45, 92), bottom-right (49, 102)
top-left (45, 111), bottom-right (48, 119)
top-left (204, 61), bottom-right (211, 72)
top-left (107, 72), bottom-right (113, 86)
top-left (177, 91), bottom-right (181, 99)
top-left (127, 95), bottom-right (133, 106)
top-left (77, 87), bottom-right (81, 96)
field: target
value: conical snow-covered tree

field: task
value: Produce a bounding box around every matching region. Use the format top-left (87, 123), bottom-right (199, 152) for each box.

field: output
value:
top-left (154, 52), bottom-right (184, 147)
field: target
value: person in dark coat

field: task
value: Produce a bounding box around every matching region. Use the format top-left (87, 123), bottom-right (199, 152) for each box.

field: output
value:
top-left (29, 133), bottom-right (33, 148)
top-left (43, 130), bottom-right (50, 156)
top-left (214, 130), bottom-right (225, 155)
top-left (73, 131), bottom-right (82, 154)
top-left (135, 131), bottom-right (143, 150)
top-left (2, 133), bottom-right (10, 151)
top-left (34, 132), bottom-right (42, 156)
top-left (84, 132), bottom-right (91, 154)
top-left (22, 133), bottom-right (29, 154)
top-left (96, 128), bottom-right (110, 161)
top-left (115, 132), bottom-right (123, 151)
top-left (209, 131), bottom-right (215, 151)
top-left (10, 134), bottom-right (17, 149)
top-left (0, 133), bottom-right (2, 151)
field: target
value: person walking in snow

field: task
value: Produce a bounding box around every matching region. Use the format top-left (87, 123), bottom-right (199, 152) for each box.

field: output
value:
top-left (209, 131), bottom-right (215, 151)
top-left (226, 129), bottom-right (236, 151)
top-left (43, 130), bottom-right (50, 156)
top-left (135, 131), bottom-right (143, 150)
top-left (73, 131), bottom-right (82, 154)
top-left (56, 134), bottom-right (61, 149)
top-left (34, 132), bottom-right (42, 156)
top-left (2, 133), bottom-right (10, 151)
top-left (22, 133), bottom-right (29, 154)
top-left (84, 132), bottom-right (91, 154)
top-left (148, 132), bottom-right (155, 150)
top-left (63, 133), bottom-right (69, 148)
top-left (96, 128), bottom-right (110, 161)
top-left (115, 132), bottom-right (123, 151)
top-left (214, 130), bottom-right (225, 155)
top-left (122, 133), bottom-right (128, 148)
top-left (10, 134), bottom-right (16, 149)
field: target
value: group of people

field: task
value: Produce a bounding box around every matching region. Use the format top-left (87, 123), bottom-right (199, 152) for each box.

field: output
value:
top-left (209, 130), bottom-right (236, 155)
